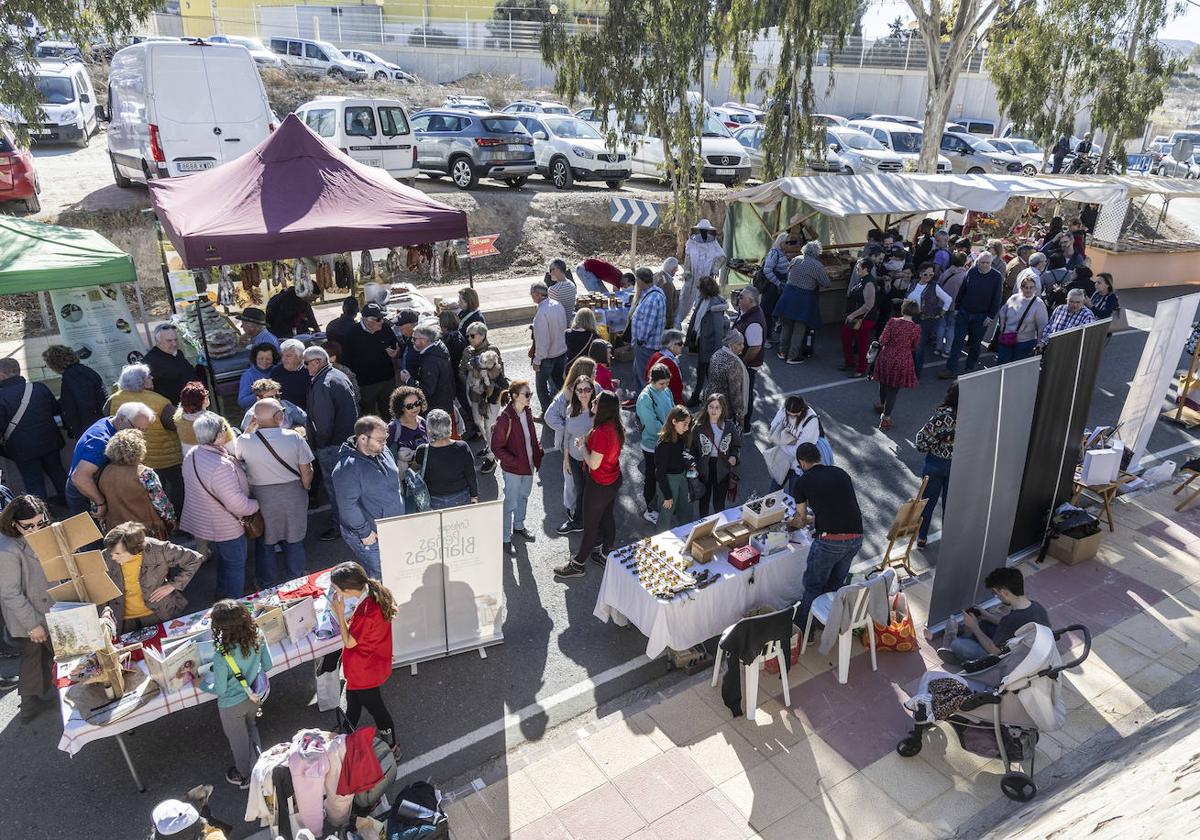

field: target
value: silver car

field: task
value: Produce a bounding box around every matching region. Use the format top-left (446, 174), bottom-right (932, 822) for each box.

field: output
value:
top-left (409, 109), bottom-right (535, 190)
top-left (733, 124), bottom-right (844, 179)
top-left (939, 131), bottom-right (1024, 175)
top-left (1157, 151), bottom-right (1200, 179)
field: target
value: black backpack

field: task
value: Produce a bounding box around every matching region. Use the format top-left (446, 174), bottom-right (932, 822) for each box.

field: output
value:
top-left (386, 781), bottom-right (449, 839)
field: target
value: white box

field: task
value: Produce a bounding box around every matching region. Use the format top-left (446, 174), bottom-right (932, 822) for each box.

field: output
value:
top-left (1080, 446), bottom-right (1121, 486)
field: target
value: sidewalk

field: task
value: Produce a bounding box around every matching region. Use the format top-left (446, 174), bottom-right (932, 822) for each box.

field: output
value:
top-left (437, 481), bottom-right (1200, 839)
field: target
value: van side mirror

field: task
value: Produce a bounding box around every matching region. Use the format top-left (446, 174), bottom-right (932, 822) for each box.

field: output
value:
top-left (830, 143), bottom-right (841, 153)
top-left (533, 131), bottom-right (547, 140)
top-left (80, 93), bottom-right (90, 104)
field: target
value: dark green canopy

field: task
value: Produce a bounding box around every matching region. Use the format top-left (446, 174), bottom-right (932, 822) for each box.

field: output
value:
top-left (0, 216), bottom-right (136, 293)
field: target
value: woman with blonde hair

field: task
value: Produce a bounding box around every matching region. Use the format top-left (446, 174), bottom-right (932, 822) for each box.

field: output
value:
top-left (330, 561), bottom-right (399, 749)
top-left (97, 428), bottom-right (176, 538)
top-left (565, 308), bottom-right (599, 366)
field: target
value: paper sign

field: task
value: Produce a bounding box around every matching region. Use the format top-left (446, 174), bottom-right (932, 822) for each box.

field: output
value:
top-left (167, 270), bottom-right (198, 305)
top-left (378, 509), bottom-right (448, 666)
top-left (47, 286), bottom-right (146, 391)
top-left (467, 234), bottom-right (500, 258)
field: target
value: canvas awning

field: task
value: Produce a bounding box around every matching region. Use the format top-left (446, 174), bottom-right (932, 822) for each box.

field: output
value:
top-left (0, 216), bottom-right (137, 294)
top-left (148, 114), bottom-right (469, 267)
top-left (1095, 175), bottom-right (1200, 200)
top-left (903, 173), bottom-right (1127, 212)
top-left (731, 174), bottom-right (959, 217)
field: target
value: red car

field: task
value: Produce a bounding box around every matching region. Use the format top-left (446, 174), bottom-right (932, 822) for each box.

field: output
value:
top-left (1, 122), bottom-right (41, 213)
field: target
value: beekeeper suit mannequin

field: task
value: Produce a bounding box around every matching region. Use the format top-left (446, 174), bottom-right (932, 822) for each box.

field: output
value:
top-left (677, 219), bottom-right (726, 328)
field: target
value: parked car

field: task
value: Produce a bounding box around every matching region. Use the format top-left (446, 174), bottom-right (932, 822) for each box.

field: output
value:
top-left (341, 49), bottom-right (416, 82)
top-left (621, 108), bottom-right (751, 186)
top-left (1150, 134), bottom-right (1168, 147)
top-left (1149, 141), bottom-right (1175, 174)
top-left (867, 113), bottom-right (922, 127)
top-left (511, 114), bottom-right (629, 189)
top-left (207, 35), bottom-right (283, 68)
top-left (33, 40), bottom-right (84, 60)
top-left (953, 117), bottom-right (998, 136)
top-left (847, 119), bottom-right (952, 172)
top-left (826, 127), bottom-right (905, 173)
top-left (712, 106), bottom-right (757, 130)
top-left (722, 102), bottom-right (764, 121)
top-left (988, 138), bottom-right (1044, 175)
top-left (939, 131), bottom-right (1024, 174)
top-left (443, 95), bottom-right (491, 113)
top-left (1157, 151), bottom-right (1200, 179)
top-left (107, 40), bottom-right (274, 185)
top-left (267, 36), bottom-right (366, 79)
top-left (295, 96), bottom-right (418, 180)
top-left (14, 58), bottom-right (101, 148)
top-left (0, 121), bottom-right (41, 213)
top-left (733, 124), bottom-right (846, 180)
top-left (409, 109), bottom-right (535, 189)
top-left (811, 113), bottom-right (849, 127)
top-left (503, 100), bottom-right (572, 116)
top-left (574, 107), bottom-right (598, 123)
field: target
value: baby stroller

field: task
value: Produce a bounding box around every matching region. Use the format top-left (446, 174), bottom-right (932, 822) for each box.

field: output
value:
top-left (897, 623), bottom-right (1091, 802)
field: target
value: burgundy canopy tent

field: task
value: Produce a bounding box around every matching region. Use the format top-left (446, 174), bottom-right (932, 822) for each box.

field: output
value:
top-left (147, 114), bottom-right (468, 267)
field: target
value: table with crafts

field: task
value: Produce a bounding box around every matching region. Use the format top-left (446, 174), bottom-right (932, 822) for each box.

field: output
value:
top-left (594, 496), bottom-right (812, 659)
top-left (56, 569), bottom-right (342, 791)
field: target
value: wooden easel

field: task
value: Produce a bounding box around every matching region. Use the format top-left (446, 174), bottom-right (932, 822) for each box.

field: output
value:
top-left (1163, 340), bottom-right (1200, 428)
top-left (94, 623), bottom-right (144, 699)
top-left (23, 514), bottom-right (121, 606)
top-left (875, 477), bottom-right (930, 578)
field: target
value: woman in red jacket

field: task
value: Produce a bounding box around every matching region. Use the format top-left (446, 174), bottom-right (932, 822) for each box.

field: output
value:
top-left (330, 561), bottom-right (399, 749)
top-left (490, 380), bottom-right (544, 558)
top-left (554, 390), bottom-right (625, 580)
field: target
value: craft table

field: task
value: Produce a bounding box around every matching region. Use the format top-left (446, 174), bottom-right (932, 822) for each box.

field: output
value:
top-left (1071, 470), bottom-right (1135, 532)
top-left (594, 504), bottom-right (812, 659)
top-left (57, 574), bottom-right (341, 792)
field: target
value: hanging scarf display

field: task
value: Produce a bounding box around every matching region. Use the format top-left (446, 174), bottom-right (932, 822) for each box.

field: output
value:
top-left (217, 266), bottom-right (236, 307)
top-left (385, 247), bottom-right (403, 281)
top-left (294, 261), bottom-right (315, 298)
top-left (334, 254), bottom-right (354, 291)
top-left (359, 250), bottom-right (375, 282)
top-left (441, 244), bottom-right (459, 274)
top-left (315, 260), bottom-right (333, 292)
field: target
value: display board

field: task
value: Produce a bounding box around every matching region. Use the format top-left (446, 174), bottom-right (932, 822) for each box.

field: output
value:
top-left (1009, 320), bottom-right (1109, 554)
top-left (378, 509), bottom-right (448, 666)
top-left (1118, 293), bottom-right (1200, 466)
top-left (47, 285), bottom-right (144, 390)
top-left (928, 358), bottom-right (1040, 627)
top-left (442, 501), bottom-right (506, 654)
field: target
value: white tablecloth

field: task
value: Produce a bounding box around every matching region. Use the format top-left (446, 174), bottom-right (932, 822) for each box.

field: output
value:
top-left (594, 506), bottom-right (812, 659)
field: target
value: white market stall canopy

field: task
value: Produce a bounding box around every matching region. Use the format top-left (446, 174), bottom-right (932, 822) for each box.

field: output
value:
top-left (1095, 175), bottom-right (1200, 200)
top-left (903, 173), bottom-right (1127, 212)
top-left (731, 174), bottom-right (959, 217)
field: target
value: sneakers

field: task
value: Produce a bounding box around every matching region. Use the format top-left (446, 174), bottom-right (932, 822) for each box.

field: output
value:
top-left (786, 357), bottom-right (805, 365)
top-left (553, 561), bottom-right (586, 579)
top-left (512, 528), bottom-right (536, 542)
top-left (589, 549), bottom-right (608, 566)
top-left (480, 457), bottom-right (497, 475)
top-left (879, 417), bottom-right (893, 431)
top-left (503, 542), bottom-right (516, 557)
top-left (225, 767), bottom-right (249, 789)
top-left (557, 519), bottom-right (583, 535)
top-left (937, 370), bottom-right (957, 380)
top-left (936, 648), bottom-right (962, 668)
top-left (642, 510), bottom-right (659, 525)
top-left (776, 351), bottom-right (787, 361)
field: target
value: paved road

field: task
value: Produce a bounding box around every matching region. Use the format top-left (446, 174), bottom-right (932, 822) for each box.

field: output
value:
top-left (2, 284), bottom-right (1196, 838)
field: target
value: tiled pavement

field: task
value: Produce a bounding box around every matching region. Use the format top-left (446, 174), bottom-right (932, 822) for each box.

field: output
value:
top-left (440, 480), bottom-right (1200, 839)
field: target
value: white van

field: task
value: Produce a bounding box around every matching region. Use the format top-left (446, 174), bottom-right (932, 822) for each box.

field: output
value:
top-left (107, 40), bottom-right (274, 185)
top-left (294, 96), bottom-right (418, 180)
top-left (847, 119), bottom-right (953, 173)
top-left (619, 108), bottom-right (751, 186)
top-left (21, 59), bottom-right (99, 147)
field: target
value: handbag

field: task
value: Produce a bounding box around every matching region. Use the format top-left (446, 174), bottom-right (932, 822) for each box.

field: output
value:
top-left (725, 470), bottom-right (740, 505)
top-left (995, 297), bottom-right (1034, 349)
top-left (402, 446), bottom-right (433, 513)
top-left (861, 592), bottom-right (917, 653)
top-left (223, 649), bottom-right (270, 705)
top-left (751, 264), bottom-right (769, 294)
top-left (192, 458), bottom-right (264, 539)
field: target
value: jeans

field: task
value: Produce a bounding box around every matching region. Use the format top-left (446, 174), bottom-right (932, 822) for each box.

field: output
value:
top-left (212, 535), bottom-right (249, 600)
top-left (995, 339), bottom-right (1037, 364)
top-left (797, 535), bottom-right (864, 626)
top-left (316, 445), bottom-right (342, 518)
top-left (915, 318), bottom-right (941, 374)
top-left (535, 353), bottom-right (567, 413)
top-left (340, 526), bottom-right (382, 580)
top-left (919, 454), bottom-right (952, 540)
top-left (632, 344), bottom-right (656, 393)
top-left (938, 311), bottom-right (956, 354)
top-left (841, 321), bottom-right (875, 374)
top-left (502, 472), bottom-right (534, 542)
top-left (744, 367), bottom-right (759, 429)
top-left (946, 311), bottom-right (990, 375)
top-left (255, 538), bottom-right (306, 586)
top-left (575, 262), bottom-right (608, 293)
top-left (949, 618), bottom-right (997, 662)
top-left (12, 451), bottom-right (68, 503)
top-left (64, 479), bottom-right (91, 515)
top-left (688, 362), bottom-right (709, 405)
top-left (431, 488), bottom-right (472, 510)
top-left (641, 449), bottom-right (658, 509)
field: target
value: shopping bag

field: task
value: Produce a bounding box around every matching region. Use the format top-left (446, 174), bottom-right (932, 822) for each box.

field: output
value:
top-left (763, 635), bottom-right (801, 675)
top-left (314, 664), bottom-right (342, 712)
top-left (862, 592), bottom-right (917, 652)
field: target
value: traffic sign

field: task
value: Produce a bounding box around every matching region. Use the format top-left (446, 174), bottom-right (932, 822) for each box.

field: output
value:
top-left (609, 197), bottom-right (661, 229)
top-left (468, 234), bottom-right (500, 258)
top-left (1126, 154), bottom-right (1152, 175)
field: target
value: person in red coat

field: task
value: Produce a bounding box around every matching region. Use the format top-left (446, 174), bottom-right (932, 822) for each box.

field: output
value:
top-left (871, 299), bottom-right (923, 432)
top-left (645, 330), bottom-right (686, 405)
top-left (330, 561), bottom-right (399, 749)
top-left (490, 380), bottom-right (545, 557)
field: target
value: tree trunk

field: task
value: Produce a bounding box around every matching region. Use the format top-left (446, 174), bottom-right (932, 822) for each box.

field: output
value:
top-left (918, 66), bottom-right (958, 173)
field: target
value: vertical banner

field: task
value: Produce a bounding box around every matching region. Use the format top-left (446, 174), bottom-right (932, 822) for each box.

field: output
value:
top-left (1118, 293), bottom-right (1200, 467)
top-left (1009, 320), bottom-right (1109, 554)
top-left (378, 510), bottom-right (448, 666)
top-left (47, 285), bottom-right (145, 391)
top-left (929, 358), bottom-right (1040, 627)
top-left (441, 500), bottom-right (506, 654)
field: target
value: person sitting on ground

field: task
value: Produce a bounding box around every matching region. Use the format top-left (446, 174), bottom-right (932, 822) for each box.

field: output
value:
top-left (937, 566), bottom-right (1050, 667)
top-left (149, 796), bottom-right (230, 840)
top-left (102, 521), bottom-right (203, 633)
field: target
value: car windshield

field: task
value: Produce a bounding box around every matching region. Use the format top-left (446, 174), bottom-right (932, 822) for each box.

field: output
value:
top-left (701, 111), bottom-right (732, 138)
top-left (961, 135), bottom-right (999, 152)
top-left (481, 117), bottom-right (527, 134)
top-left (831, 129), bottom-right (884, 150)
top-left (316, 41), bottom-right (348, 61)
top-left (36, 76), bottom-right (74, 105)
top-left (360, 51), bottom-right (385, 63)
top-left (544, 117), bottom-right (602, 139)
top-left (35, 44), bottom-right (77, 58)
top-left (890, 131), bottom-right (922, 153)
top-left (1007, 139), bottom-right (1040, 154)
top-left (229, 36), bottom-right (265, 50)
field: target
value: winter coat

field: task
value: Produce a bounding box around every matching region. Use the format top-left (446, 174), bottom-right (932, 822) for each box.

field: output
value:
top-left (0, 533), bottom-right (52, 638)
top-left (635, 385), bottom-right (674, 451)
top-left (412, 340), bottom-right (456, 415)
top-left (343, 323), bottom-right (399, 388)
top-left (461, 341), bottom-right (507, 411)
top-left (690, 419), bottom-right (741, 484)
top-left (686, 296), bottom-right (729, 359)
top-left (330, 439), bottom-right (404, 539)
top-left (441, 330), bottom-right (467, 375)
top-left (97, 463), bottom-right (174, 539)
top-left (306, 364), bottom-right (358, 450)
top-left (180, 444), bottom-right (259, 542)
top-left (58, 362), bottom-right (108, 439)
top-left (0, 376), bottom-right (63, 459)
top-left (646, 350), bottom-right (684, 405)
top-left (143, 346), bottom-right (198, 406)
top-left (702, 347), bottom-right (750, 423)
top-left (491, 403), bottom-right (543, 476)
top-left (103, 536), bottom-right (203, 626)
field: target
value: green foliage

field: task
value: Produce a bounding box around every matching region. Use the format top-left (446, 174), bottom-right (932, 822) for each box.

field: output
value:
top-left (493, 0), bottom-right (551, 23)
top-left (0, 0), bottom-right (159, 138)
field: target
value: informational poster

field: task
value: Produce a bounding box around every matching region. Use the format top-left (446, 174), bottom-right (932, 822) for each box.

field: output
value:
top-left (47, 285), bottom-right (145, 390)
top-left (1118, 293), bottom-right (1200, 467)
top-left (378, 510), bottom-right (448, 666)
top-left (441, 501), bottom-right (505, 653)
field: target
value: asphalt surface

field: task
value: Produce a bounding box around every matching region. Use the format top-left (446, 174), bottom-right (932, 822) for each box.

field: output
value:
top-left (0, 286), bottom-right (1197, 838)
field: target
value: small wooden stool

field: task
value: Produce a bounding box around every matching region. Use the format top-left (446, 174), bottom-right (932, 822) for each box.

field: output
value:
top-left (1071, 471), bottom-right (1134, 532)
top-left (1174, 464), bottom-right (1200, 512)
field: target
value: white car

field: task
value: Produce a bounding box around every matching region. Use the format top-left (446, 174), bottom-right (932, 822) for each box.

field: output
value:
top-left (17, 59), bottom-right (100, 148)
top-left (207, 35), bottom-right (283, 68)
top-left (826, 127), bottom-right (905, 173)
top-left (939, 131), bottom-right (1025, 175)
top-left (622, 108), bottom-right (751, 186)
top-left (733, 124), bottom-right (846, 180)
top-left (443, 95), bottom-right (491, 112)
top-left (342, 49), bottom-right (416, 82)
top-left (867, 113), bottom-right (922, 127)
top-left (503, 100), bottom-right (572, 116)
top-left (812, 113), bottom-right (848, 127)
top-left (847, 119), bottom-right (952, 173)
top-left (721, 101), bottom-right (764, 121)
top-left (712, 106), bottom-right (757, 130)
top-left (988, 138), bottom-right (1044, 175)
top-left (574, 107), bottom-right (599, 123)
top-left (267, 36), bottom-right (366, 79)
top-left (513, 114), bottom-right (630, 189)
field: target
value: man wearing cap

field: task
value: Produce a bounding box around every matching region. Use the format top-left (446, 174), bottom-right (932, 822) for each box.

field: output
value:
top-left (342, 302), bottom-right (400, 418)
top-left (392, 308), bottom-right (422, 383)
top-left (150, 798), bottom-right (228, 840)
top-left (236, 307), bottom-right (281, 353)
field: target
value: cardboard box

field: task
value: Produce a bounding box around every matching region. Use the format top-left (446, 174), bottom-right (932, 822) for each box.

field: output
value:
top-left (1046, 531), bottom-right (1102, 566)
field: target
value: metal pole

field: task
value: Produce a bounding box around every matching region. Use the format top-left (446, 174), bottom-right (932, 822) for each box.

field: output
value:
top-left (116, 733), bottom-right (147, 793)
top-left (130, 280), bottom-right (153, 346)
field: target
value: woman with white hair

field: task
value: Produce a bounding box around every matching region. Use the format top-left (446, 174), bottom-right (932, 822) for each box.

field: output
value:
top-left (774, 239), bottom-right (830, 364)
top-left (702, 330), bottom-right (750, 429)
top-left (180, 412), bottom-right (259, 599)
top-left (108, 363), bottom-right (184, 515)
top-left (269, 338), bottom-right (311, 410)
top-left (411, 409), bottom-right (478, 510)
top-left (459, 322), bottom-right (507, 474)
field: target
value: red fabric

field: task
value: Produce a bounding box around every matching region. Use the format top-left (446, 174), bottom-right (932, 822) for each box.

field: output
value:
top-left (594, 364), bottom-right (614, 392)
top-left (278, 569), bottom-right (330, 600)
top-left (490, 404), bottom-right (544, 475)
top-left (586, 422), bottom-right (622, 485)
top-left (336, 726), bottom-right (385, 795)
top-left (343, 597), bottom-right (393, 690)
top-left (872, 317), bottom-right (921, 389)
top-left (583, 258), bottom-right (624, 289)
top-left (841, 321), bottom-right (876, 375)
top-left (647, 352), bottom-right (684, 405)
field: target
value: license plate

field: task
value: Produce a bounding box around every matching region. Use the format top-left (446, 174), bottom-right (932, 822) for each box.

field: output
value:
top-left (508, 144), bottom-right (528, 152)
top-left (716, 168), bottom-right (735, 175)
top-left (361, 158), bottom-right (382, 168)
top-left (176, 160), bottom-right (215, 172)
top-left (30, 128), bottom-right (50, 136)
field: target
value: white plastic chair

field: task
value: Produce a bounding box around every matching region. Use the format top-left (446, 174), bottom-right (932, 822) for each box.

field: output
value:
top-left (800, 574), bottom-right (892, 684)
top-left (710, 605), bottom-right (795, 720)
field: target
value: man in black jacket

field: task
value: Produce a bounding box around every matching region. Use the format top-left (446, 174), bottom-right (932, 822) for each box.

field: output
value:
top-left (401, 325), bottom-right (456, 417)
top-left (0, 358), bottom-right (66, 504)
top-left (42, 345), bottom-right (107, 439)
top-left (342, 302), bottom-right (399, 418)
top-left (940, 250), bottom-right (1004, 379)
top-left (324, 297), bottom-right (359, 350)
top-left (303, 345), bottom-right (358, 540)
top-left (142, 324), bottom-right (198, 405)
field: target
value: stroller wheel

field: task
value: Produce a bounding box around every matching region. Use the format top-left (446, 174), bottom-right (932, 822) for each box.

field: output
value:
top-left (896, 736), bottom-right (923, 758)
top-left (1001, 772), bottom-right (1037, 802)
